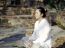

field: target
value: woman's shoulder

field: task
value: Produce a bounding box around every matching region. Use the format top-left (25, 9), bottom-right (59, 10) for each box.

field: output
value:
top-left (41, 18), bottom-right (51, 27)
top-left (41, 18), bottom-right (48, 24)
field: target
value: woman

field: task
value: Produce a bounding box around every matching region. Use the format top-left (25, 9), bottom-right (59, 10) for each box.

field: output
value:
top-left (24, 7), bottom-right (52, 48)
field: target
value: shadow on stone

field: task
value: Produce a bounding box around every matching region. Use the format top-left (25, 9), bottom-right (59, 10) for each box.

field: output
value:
top-left (0, 34), bottom-right (25, 44)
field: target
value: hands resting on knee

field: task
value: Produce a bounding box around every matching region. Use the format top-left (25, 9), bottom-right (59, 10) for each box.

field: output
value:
top-left (24, 40), bottom-right (33, 48)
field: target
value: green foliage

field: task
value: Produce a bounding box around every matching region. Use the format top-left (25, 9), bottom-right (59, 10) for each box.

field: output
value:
top-left (56, 15), bottom-right (65, 30)
top-left (43, 0), bottom-right (65, 10)
top-left (0, 18), bottom-right (8, 25)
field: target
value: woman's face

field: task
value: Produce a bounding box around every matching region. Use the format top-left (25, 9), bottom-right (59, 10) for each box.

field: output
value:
top-left (34, 9), bottom-right (43, 19)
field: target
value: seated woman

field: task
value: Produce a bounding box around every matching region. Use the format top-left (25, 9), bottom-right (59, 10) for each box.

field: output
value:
top-left (23, 7), bottom-right (52, 48)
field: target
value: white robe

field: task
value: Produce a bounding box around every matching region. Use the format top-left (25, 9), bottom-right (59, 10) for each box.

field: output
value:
top-left (29, 18), bottom-right (52, 48)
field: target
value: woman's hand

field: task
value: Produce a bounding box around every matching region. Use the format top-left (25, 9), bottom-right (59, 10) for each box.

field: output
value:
top-left (24, 40), bottom-right (33, 48)
top-left (28, 40), bottom-right (33, 47)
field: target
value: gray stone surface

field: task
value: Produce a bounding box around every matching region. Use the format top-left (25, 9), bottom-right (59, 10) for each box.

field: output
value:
top-left (0, 25), bottom-right (65, 47)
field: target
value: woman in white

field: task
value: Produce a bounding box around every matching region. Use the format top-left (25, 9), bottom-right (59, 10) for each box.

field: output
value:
top-left (25, 7), bottom-right (52, 48)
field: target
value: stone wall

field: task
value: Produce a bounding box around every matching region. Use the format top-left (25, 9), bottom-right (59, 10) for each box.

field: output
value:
top-left (0, 15), bottom-right (36, 37)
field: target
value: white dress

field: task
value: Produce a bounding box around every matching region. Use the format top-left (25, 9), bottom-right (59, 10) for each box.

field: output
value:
top-left (29, 18), bottom-right (52, 48)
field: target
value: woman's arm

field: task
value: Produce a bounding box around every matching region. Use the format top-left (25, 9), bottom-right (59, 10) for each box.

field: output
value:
top-left (33, 22), bottom-right (51, 45)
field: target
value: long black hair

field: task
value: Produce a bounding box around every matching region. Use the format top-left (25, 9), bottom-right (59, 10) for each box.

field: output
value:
top-left (37, 7), bottom-right (47, 18)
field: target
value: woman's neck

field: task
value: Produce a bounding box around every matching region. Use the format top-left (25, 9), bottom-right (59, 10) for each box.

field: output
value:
top-left (37, 17), bottom-right (44, 23)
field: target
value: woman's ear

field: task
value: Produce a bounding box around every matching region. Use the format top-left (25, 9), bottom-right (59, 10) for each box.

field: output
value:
top-left (41, 14), bottom-right (43, 17)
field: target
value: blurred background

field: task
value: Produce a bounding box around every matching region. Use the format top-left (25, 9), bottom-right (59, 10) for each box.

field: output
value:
top-left (0, 0), bottom-right (65, 48)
